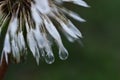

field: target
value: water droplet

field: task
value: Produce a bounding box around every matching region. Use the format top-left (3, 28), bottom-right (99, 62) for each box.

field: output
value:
top-left (59, 50), bottom-right (69, 60)
top-left (44, 54), bottom-right (55, 64)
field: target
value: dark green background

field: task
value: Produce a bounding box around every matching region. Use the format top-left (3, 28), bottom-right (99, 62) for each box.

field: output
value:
top-left (4, 0), bottom-right (120, 80)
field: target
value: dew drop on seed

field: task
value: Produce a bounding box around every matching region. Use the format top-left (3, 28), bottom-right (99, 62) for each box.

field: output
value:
top-left (59, 51), bottom-right (69, 60)
top-left (44, 54), bottom-right (55, 64)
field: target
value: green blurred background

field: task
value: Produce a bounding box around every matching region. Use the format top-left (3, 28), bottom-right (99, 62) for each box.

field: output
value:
top-left (3, 0), bottom-right (120, 80)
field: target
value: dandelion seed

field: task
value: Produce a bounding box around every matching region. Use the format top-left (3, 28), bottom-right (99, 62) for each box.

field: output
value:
top-left (0, 0), bottom-right (89, 64)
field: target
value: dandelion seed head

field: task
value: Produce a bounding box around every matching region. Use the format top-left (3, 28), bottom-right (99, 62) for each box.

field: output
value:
top-left (0, 0), bottom-right (89, 64)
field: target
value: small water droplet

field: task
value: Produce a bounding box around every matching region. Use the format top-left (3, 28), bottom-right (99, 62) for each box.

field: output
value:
top-left (44, 54), bottom-right (55, 64)
top-left (59, 50), bottom-right (69, 60)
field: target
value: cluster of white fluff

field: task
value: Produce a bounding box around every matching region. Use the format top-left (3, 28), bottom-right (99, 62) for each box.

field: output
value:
top-left (0, 0), bottom-right (89, 64)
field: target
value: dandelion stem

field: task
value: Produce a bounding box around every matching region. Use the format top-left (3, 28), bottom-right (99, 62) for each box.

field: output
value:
top-left (0, 56), bottom-right (8, 80)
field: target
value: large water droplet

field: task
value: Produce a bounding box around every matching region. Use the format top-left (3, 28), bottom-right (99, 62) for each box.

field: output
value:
top-left (44, 54), bottom-right (55, 64)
